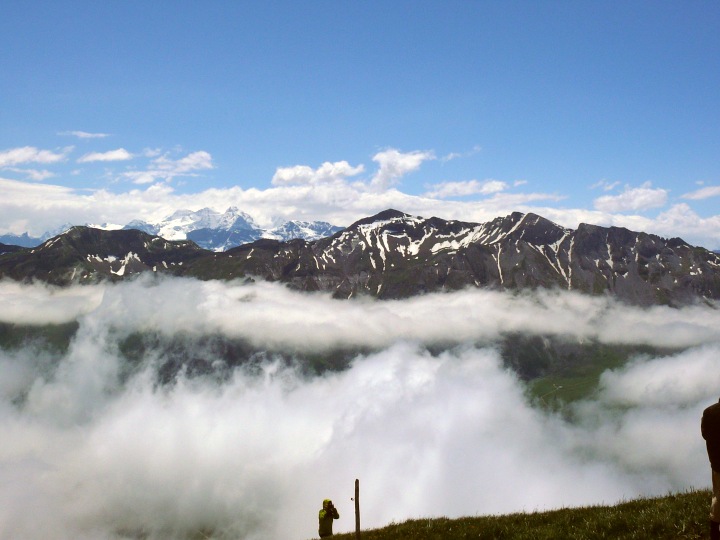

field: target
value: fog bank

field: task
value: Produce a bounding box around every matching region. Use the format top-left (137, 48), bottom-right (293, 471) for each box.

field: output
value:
top-left (3, 277), bottom-right (718, 349)
top-left (0, 277), bottom-right (718, 539)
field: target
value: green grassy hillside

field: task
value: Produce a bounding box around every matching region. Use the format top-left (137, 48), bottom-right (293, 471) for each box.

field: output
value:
top-left (328, 489), bottom-right (712, 540)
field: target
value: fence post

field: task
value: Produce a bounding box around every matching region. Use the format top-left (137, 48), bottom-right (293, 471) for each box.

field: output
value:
top-left (355, 478), bottom-right (360, 539)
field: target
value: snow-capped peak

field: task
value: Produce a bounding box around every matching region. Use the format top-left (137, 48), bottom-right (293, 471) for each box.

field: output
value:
top-left (5, 208), bottom-right (343, 252)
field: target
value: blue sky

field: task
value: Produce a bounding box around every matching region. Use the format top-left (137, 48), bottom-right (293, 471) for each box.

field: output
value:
top-left (1, 1), bottom-right (719, 248)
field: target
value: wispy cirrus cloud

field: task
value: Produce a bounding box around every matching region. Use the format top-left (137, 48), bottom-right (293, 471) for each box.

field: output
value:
top-left (591, 179), bottom-right (621, 192)
top-left (0, 146), bottom-right (73, 168)
top-left (78, 148), bottom-right (134, 163)
top-left (59, 130), bottom-right (111, 139)
top-left (123, 150), bottom-right (214, 185)
top-left (4, 168), bottom-right (55, 181)
top-left (440, 144), bottom-right (482, 163)
top-left (682, 185), bottom-right (720, 201)
top-left (154, 151), bottom-right (213, 174)
top-left (424, 179), bottom-right (508, 199)
top-left (593, 181), bottom-right (668, 213)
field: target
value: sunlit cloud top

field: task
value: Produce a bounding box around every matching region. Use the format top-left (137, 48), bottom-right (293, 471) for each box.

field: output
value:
top-left (0, 278), bottom-right (719, 538)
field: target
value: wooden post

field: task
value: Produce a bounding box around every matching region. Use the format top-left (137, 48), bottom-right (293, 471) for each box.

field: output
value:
top-left (355, 478), bottom-right (360, 540)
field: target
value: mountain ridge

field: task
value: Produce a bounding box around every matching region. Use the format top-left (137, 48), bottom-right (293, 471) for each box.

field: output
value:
top-left (0, 207), bottom-right (343, 252)
top-left (1, 209), bottom-right (718, 307)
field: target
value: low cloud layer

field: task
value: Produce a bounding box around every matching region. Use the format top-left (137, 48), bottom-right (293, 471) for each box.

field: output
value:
top-left (5, 277), bottom-right (716, 351)
top-left (1, 278), bottom-right (719, 539)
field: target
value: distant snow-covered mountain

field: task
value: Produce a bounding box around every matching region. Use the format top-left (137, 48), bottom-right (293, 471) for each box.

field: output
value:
top-left (0, 223), bottom-right (74, 248)
top-left (0, 208), bottom-right (343, 252)
top-left (126, 207), bottom-right (344, 251)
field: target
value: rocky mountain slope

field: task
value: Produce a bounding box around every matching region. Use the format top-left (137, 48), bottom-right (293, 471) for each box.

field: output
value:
top-left (1, 209), bottom-right (719, 306)
top-left (0, 227), bottom-right (205, 284)
top-left (0, 243), bottom-right (25, 256)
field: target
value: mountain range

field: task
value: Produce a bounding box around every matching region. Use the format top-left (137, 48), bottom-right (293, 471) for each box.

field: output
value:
top-left (0, 206), bottom-right (343, 251)
top-left (1, 209), bottom-right (719, 307)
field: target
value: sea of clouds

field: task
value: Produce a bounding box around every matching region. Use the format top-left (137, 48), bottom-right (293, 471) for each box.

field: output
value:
top-left (1, 276), bottom-right (719, 539)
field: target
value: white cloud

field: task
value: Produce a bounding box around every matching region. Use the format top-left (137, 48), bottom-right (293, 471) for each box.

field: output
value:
top-left (122, 170), bottom-right (158, 185)
top-left (424, 179), bottom-right (508, 199)
top-left (652, 203), bottom-right (720, 246)
top-left (0, 171), bottom-right (706, 247)
top-left (441, 145), bottom-right (482, 162)
top-left (4, 168), bottom-right (55, 181)
top-left (591, 179), bottom-right (621, 192)
top-left (0, 176), bottom-right (165, 235)
top-left (0, 145), bottom-right (719, 249)
top-left (593, 182), bottom-right (668, 212)
top-left (77, 148), bottom-right (133, 163)
top-left (25, 169), bottom-right (55, 181)
top-left (441, 151), bottom-right (462, 162)
top-left (0, 280), bottom-right (718, 538)
top-left (0, 281), bottom-right (103, 324)
top-left (0, 146), bottom-right (73, 168)
top-left (271, 161), bottom-right (364, 186)
top-left (155, 150), bottom-right (213, 174)
top-left (598, 345), bottom-right (720, 409)
top-left (682, 185), bottom-right (720, 201)
top-left (0, 177), bottom-right (78, 206)
top-left (59, 131), bottom-right (111, 139)
top-left (123, 150), bottom-right (214, 185)
top-left (370, 148), bottom-right (435, 190)
top-left (22, 278), bottom-right (714, 354)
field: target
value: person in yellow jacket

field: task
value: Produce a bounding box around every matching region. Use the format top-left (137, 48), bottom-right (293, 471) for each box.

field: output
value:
top-left (318, 498), bottom-right (339, 537)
